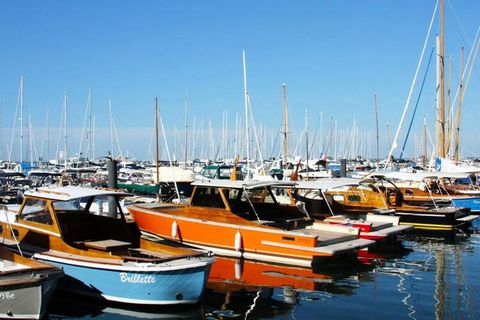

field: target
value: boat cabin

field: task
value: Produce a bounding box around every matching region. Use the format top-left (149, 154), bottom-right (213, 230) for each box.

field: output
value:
top-left (11, 186), bottom-right (139, 250)
top-left (189, 180), bottom-right (313, 230)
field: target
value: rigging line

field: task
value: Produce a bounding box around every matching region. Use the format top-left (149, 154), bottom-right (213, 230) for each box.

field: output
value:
top-left (2, 206), bottom-right (23, 257)
top-left (159, 117), bottom-right (181, 201)
top-left (386, 0), bottom-right (438, 168)
top-left (8, 79), bottom-right (22, 165)
top-left (447, 25), bottom-right (480, 119)
top-left (309, 113), bottom-right (321, 157)
top-left (446, 0), bottom-right (472, 46)
top-left (243, 186), bottom-right (262, 222)
top-left (78, 88), bottom-right (91, 158)
top-left (399, 46), bottom-right (435, 160)
top-left (269, 120), bottom-right (283, 160)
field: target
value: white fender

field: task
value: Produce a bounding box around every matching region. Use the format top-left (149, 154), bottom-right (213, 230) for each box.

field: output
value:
top-left (234, 259), bottom-right (243, 280)
top-left (171, 220), bottom-right (178, 239)
top-left (234, 230), bottom-right (243, 252)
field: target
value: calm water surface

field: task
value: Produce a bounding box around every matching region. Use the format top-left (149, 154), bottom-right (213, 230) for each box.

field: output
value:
top-left (45, 222), bottom-right (480, 320)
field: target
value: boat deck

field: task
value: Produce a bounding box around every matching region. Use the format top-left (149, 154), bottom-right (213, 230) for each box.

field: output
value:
top-left (298, 228), bottom-right (357, 245)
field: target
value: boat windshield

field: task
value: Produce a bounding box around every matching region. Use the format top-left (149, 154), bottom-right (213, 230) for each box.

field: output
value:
top-left (20, 198), bottom-right (53, 225)
top-left (190, 187), bottom-right (226, 208)
top-left (53, 199), bottom-right (83, 211)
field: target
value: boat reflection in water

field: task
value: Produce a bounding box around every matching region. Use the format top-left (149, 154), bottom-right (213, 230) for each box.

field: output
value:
top-left (204, 255), bottom-right (373, 319)
top-left (45, 228), bottom-right (477, 319)
top-left (47, 291), bottom-right (204, 319)
top-left (372, 227), bottom-right (479, 320)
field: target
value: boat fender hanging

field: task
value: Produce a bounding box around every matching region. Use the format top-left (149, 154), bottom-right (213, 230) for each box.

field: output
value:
top-left (171, 220), bottom-right (179, 239)
top-left (234, 230), bottom-right (243, 252)
top-left (234, 259), bottom-right (243, 280)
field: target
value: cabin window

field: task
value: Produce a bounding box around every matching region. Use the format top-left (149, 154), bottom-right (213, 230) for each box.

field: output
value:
top-left (191, 187), bottom-right (226, 208)
top-left (347, 195), bottom-right (361, 202)
top-left (242, 188), bottom-right (276, 204)
top-left (53, 199), bottom-right (83, 211)
top-left (85, 195), bottom-right (122, 217)
top-left (20, 199), bottom-right (53, 225)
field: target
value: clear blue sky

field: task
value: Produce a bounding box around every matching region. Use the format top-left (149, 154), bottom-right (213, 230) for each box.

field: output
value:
top-left (0, 0), bottom-right (479, 161)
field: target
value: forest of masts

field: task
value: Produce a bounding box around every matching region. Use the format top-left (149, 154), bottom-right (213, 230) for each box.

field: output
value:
top-left (2, 78), bottom-right (434, 165)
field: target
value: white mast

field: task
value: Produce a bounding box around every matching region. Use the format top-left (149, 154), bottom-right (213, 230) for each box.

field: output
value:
top-left (63, 92), bottom-right (68, 168)
top-left (28, 115), bottom-right (33, 165)
top-left (109, 99), bottom-right (114, 157)
top-left (282, 83), bottom-right (289, 169)
top-left (184, 96), bottom-right (188, 168)
top-left (46, 107), bottom-right (50, 163)
top-left (374, 94), bottom-right (380, 165)
top-left (92, 116), bottom-right (96, 160)
top-left (242, 49), bottom-right (250, 179)
top-left (88, 86), bottom-right (93, 160)
top-left (20, 76), bottom-right (24, 163)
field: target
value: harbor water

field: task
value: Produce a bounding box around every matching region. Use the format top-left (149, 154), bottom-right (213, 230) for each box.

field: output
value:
top-left (45, 222), bottom-right (479, 320)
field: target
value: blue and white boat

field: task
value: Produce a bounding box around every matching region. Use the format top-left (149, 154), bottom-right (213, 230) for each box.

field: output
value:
top-left (0, 186), bottom-right (214, 305)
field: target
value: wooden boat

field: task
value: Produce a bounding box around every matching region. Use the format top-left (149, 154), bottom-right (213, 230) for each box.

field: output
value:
top-left (323, 174), bottom-right (478, 231)
top-left (285, 179), bottom-right (413, 240)
top-left (378, 171), bottom-right (480, 213)
top-left (0, 186), bottom-right (214, 305)
top-left (128, 179), bottom-right (374, 268)
top-left (0, 244), bottom-right (63, 319)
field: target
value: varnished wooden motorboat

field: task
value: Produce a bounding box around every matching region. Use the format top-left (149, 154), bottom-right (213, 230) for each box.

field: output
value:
top-left (283, 179), bottom-right (412, 240)
top-left (129, 180), bottom-right (374, 268)
top-left (0, 186), bottom-right (214, 305)
top-left (377, 171), bottom-right (480, 213)
top-left (322, 174), bottom-right (478, 231)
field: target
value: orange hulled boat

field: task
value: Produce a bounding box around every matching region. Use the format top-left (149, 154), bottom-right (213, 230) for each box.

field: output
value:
top-left (129, 180), bottom-right (374, 268)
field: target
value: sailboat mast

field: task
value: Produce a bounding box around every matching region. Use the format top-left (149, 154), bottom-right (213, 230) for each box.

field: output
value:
top-left (242, 50), bottom-right (250, 178)
top-left (92, 116), bottom-right (96, 161)
top-left (88, 86), bottom-right (93, 160)
top-left (63, 92), bottom-right (68, 168)
top-left (109, 99), bottom-right (114, 157)
top-left (20, 76), bottom-right (24, 163)
top-left (454, 47), bottom-right (464, 161)
top-left (28, 115), bottom-right (33, 165)
top-left (155, 97), bottom-right (160, 184)
top-left (282, 83), bottom-right (288, 169)
top-left (374, 94), bottom-right (380, 165)
top-left (439, 0), bottom-right (446, 158)
top-left (305, 109), bottom-right (309, 178)
top-left (424, 116), bottom-right (428, 168)
top-left (184, 96), bottom-right (188, 168)
top-left (46, 107), bottom-right (49, 163)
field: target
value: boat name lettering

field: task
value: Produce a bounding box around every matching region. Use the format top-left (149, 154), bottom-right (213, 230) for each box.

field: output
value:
top-left (119, 273), bottom-right (156, 284)
top-left (0, 291), bottom-right (15, 300)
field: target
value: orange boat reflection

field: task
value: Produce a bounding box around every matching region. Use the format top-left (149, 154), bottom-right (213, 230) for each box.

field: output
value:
top-left (207, 256), bottom-right (361, 292)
